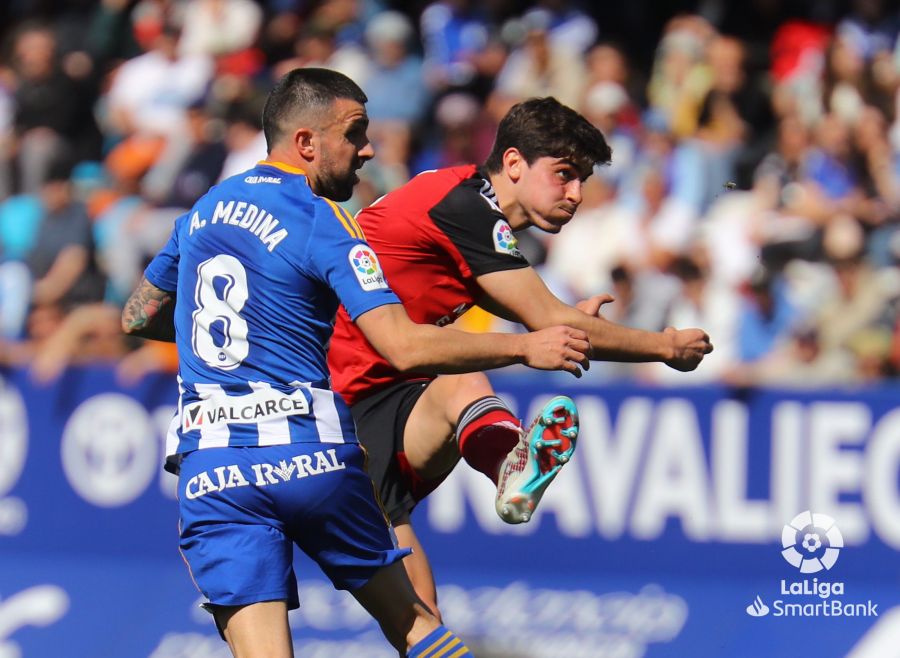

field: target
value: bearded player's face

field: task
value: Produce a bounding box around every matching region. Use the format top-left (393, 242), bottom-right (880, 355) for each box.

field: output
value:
top-left (315, 98), bottom-right (374, 201)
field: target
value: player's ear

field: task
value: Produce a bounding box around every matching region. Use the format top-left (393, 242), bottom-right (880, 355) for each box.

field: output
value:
top-left (503, 148), bottom-right (524, 182)
top-left (294, 127), bottom-right (316, 161)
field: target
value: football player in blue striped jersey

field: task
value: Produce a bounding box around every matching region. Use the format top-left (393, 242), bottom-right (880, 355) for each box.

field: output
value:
top-left (123, 68), bottom-right (591, 658)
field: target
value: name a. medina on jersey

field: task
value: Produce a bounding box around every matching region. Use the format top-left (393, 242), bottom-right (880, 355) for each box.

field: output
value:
top-left (188, 199), bottom-right (288, 252)
top-left (184, 449), bottom-right (347, 499)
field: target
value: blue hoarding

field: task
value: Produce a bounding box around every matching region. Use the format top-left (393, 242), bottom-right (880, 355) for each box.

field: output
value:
top-left (0, 368), bottom-right (898, 657)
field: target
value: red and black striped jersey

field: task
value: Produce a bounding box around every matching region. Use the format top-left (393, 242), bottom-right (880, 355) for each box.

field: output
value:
top-left (328, 165), bottom-right (530, 405)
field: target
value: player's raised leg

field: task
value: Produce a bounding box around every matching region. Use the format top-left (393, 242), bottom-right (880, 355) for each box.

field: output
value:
top-left (403, 372), bottom-right (521, 483)
top-left (404, 374), bottom-right (580, 524)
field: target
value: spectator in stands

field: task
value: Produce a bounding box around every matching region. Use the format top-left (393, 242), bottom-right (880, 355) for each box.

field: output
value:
top-left (0, 0), bottom-right (897, 390)
top-left (815, 215), bottom-right (900, 356)
top-left (735, 266), bottom-right (797, 365)
top-left (856, 105), bottom-right (900, 266)
top-left (646, 15), bottom-right (715, 140)
top-left (0, 301), bottom-right (65, 368)
top-left (744, 323), bottom-right (859, 387)
top-left (27, 157), bottom-right (105, 310)
top-left (363, 11), bottom-right (430, 126)
top-left (823, 31), bottom-right (871, 124)
top-left (84, 0), bottom-right (143, 65)
top-left (273, 20), bottom-right (369, 86)
top-left (420, 0), bottom-right (491, 90)
top-left (93, 138), bottom-right (178, 306)
top-left (105, 20), bottom-right (213, 139)
top-left (29, 302), bottom-right (129, 383)
top-left (154, 100), bottom-right (228, 209)
top-left (584, 42), bottom-right (636, 103)
top-left (7, 22), bottom-right (102, 195)
top-left (177, 0), bottom-right (263, 58)
top-left (668, 89), bottom-right (746, 219)
top-left (851, 105), bottom-right (899, 234)
top-left (494, 9), bottom-right (586, 109)
top-left (782, 107), bottom-right (897, 256)
top-left (526, 2), bottom-right (598, 55)
top-left (647, 254), bottom-right (739, 383)
top-left (411, 92), bottom-right (489, 173)
top-left (583, 80), bottom-right (638, 184)
top-left (217, 99), bottom-right (267, 182)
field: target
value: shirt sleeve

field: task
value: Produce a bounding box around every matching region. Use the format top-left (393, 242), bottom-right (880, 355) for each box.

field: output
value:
top-left (304, 200), bottom-right (400, 320)
top-left (143, 215), bottom-right (184, 292)
top-left (427, 183), bottom-right (530, 277)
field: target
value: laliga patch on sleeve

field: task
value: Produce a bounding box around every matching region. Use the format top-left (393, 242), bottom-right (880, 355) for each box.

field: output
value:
top-left (492, 220), bottom-right (523, 258)
top-left (348, 245), bottom-right (389, 291)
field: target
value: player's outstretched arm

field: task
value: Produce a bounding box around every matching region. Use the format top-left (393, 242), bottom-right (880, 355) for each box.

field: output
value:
top-left (476, 267), bottom-right (713, 372)
top-left (355, 303), bottom-right (590, 377)
top-left (121, 276), bottom-right (176, 342)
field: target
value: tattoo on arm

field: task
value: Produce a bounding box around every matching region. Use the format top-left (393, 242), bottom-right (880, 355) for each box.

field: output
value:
top-left (122, 277), bottom-right (176, 342)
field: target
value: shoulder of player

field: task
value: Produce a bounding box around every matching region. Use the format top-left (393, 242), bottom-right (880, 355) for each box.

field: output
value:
top-left (224, 164), bottom-right (358, 237)
top-left (429, 172), bottom-right (505, 229)
top-left (309, 195), bottom-right (366, 241)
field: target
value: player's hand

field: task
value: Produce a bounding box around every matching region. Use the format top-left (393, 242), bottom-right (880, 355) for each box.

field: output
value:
top-left (521, 326), bottom-right (591, 377)
top-left (662, 327), bottom-right (714, 372)
top-left (575, 294), bottom-right (615, 317)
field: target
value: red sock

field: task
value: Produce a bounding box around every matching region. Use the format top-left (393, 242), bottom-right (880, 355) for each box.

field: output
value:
top-left (456, 397), bottom-right (521, 484)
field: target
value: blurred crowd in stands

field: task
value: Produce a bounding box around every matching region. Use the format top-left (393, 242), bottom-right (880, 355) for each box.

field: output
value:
top-left (0, 0), bottom-right (899, 388)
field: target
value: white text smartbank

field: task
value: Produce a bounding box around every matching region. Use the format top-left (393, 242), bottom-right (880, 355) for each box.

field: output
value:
top-left (771, 600), bottom-right (878, 617)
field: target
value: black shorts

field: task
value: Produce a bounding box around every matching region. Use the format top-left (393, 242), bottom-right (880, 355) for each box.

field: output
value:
top-left (350, 379), bottom-right (431, 523)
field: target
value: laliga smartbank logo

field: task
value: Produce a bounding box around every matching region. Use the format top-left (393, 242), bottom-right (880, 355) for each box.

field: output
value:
top-left (745, 510), bottom-right (878, 619)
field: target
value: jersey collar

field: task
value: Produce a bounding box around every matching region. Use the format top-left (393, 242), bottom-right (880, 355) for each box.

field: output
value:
top-left (258, 160), bottom-right (307, 176)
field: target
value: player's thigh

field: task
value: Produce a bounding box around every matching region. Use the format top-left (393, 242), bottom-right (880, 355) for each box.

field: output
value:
top-left (287, 443), bottom-right (411, 592)
top-left (403, 372), bottom-right (495, 474)
top-left (214, 601), bottom-right (293, 658)
top-left (351, 381), bottom-right (432, 522)
top-left (393, 517), bottom-right (441, 621)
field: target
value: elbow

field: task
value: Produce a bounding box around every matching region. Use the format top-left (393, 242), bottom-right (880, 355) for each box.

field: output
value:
top-left (383, 350), bottom-right (418, 374)
top-left (379, 339), bottom-right (426, 373)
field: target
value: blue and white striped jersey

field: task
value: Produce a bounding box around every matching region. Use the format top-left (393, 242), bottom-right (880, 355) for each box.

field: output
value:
top-left (144, 161), bottom-right (399, 470)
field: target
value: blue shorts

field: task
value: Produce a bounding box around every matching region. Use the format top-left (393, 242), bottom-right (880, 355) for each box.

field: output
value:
top-left (177, 442), bottom-right (410, 610)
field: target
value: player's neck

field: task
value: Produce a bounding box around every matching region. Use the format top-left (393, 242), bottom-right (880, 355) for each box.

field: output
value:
top-left (487, 171), bottom-right (529, 230)
top-left (264, 148), bottom-right (314, 183)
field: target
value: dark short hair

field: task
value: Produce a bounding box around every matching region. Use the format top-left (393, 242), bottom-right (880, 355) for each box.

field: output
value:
top-left (262, 68), bottom-right (368, 152)
top-left (483, 97), bottom-right (612, 176)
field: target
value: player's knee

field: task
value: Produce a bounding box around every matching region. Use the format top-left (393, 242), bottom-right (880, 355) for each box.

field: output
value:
top-left (423, 596), bottom-right (443, 624)
top-left (378, 600), bottom-right (437, 652)
top-left (403, 603), bottom-right (442, 650)
top-left (455, 371), bottom-right (492, 393)
top-left (447, 372), bottom-right (494, 409)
